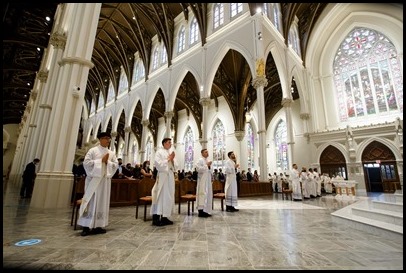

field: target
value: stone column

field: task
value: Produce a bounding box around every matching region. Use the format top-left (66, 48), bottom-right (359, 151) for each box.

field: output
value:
top-left (199, 97), bottom-right (211, 149)
top-left (164, 111), bottom-right (174, 139)
top-left (110, 131), bottom-right (117, 152)
top-left (252, 76), bottom-right (268, 182)
top-left (140, 119), bottom-right (150, 161)
top-left (282, 98), bottom-right (294, 166)
top-left (123, 126), bottom-right (131, 164)
top-left (31, 3), bottom-right (102, 209)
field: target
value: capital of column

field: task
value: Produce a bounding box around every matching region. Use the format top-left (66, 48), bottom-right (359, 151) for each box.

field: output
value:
top-left (164, 111), bottom-right (174, 119)
top-left (300, 113), bottom-right (310, 120)
top-left (26, 105), bottom-right (31, 113)
top-left (199, 139), bottom-right (208, 145)
top-left (124, 126), bottom-right (132, 133)
top-left (37, 70), bottom-right (48, 83)
top-left (234, 130), bottom-right (245, 142)
top-left (142, 120), bottom-right (150, 127)
top-left (281, 98), bottom-right (293, 107)
top-left (29, 124), bottom-right (37, 128)
top-left (252, 76), bottom-right (268, 89)
top-left (199, 97), bottom-right (211, 106)
top-left (110, 131), bottom-right (118, 137)
top-left (31, 90), bottom-right (38, 101)
top-left (91, 139), bottom-right (98, 144)
top-left (49, 31), bottom-right (67, 50)
top-left (59, 57), bottom-right (94, 69)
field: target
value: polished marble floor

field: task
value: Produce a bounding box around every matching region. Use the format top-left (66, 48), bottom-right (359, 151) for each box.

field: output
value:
top-left (3, 178), bottom-right (403, 270)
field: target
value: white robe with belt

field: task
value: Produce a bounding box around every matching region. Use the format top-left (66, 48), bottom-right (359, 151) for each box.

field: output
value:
top-left (150, 147), bottom-right (178, 217)
top-left (224, 159), bottom-right (238, 207)
top-left (195, 157), bottom-right (213, 213)
top-left (77, 145), bottom-right (118, 229)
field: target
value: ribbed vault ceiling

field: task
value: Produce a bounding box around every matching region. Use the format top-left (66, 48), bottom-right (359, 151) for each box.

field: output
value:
top-left (3, 3), bottom-right (327, 144)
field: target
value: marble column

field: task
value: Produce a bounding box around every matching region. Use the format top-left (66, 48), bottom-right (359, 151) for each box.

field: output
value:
top-left (123, 126), bottom-right (131, 164)
top-left (31, 3), bottom-right (102, 209)
top-left (199, 97), bottom-right (211, 150)
top-left (252, 76), bottom-right (268, 182)
top-left (164, 111), bottom-right (174, 139)
top-left (140, 119), bottom-right (150, 161)
top-left (282, 98), bottom-right (294, 167)
top-left (110, 131), bottom-right (117, 152)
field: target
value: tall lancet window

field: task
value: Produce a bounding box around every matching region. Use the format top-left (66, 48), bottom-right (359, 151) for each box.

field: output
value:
top-left (334, 27), bottom-right (403, 121)
top-left (213, 3), bottom-right (224, 29)
top-left (212, 119), bottom-right (226, 170)
top-left (183, 126), bottom-right (194, 171)
top-left (275, 120), bottom-right (289, 171)
top-left (246, 123), bottom-right (255, 169)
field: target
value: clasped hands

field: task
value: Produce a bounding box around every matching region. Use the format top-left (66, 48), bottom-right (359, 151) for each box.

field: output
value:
top-left (168, 151), bottom-right (175, 162)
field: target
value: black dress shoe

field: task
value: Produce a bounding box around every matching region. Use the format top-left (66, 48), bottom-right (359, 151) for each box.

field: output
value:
top-left (152, 214), bottom-right (162, 226)
top-left (80, 227), bottom-right (91, 236)
top-left (161, 217), bottom-right (173, 225)
top-left (226, 206), bottom-right (234, 212)
top-left (92, 227), bottom-right (107, 234)
top-left (232, 207), bottom-right (239, 212)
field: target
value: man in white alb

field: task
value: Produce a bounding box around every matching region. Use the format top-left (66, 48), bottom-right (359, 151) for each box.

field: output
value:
top-left (195, 148), bottom-right (213, 217)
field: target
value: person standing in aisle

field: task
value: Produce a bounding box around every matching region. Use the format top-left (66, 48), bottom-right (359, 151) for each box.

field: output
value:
top-left (77, 132), bottom-right (118, 236)
top-left (290, 163), bottom-right (302, 201)
top-left (150, 137), bottom-right (178, 226)
top-left (224, 151), bottom-right (239, 212)
top-left (20, 158), bottom-right (40, 199)
top-left (195, 149), bottom-right (213, 217)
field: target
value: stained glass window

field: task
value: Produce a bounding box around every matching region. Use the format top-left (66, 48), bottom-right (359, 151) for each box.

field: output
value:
top-left (212, 120), bottom-right (226, 170)
top-left (246, 123), bottom-right (255, 168)
top-left (106, 81), bottom-right (115, 103)
top-left (333, 27), bottom-right (403, 121)
top-left (183, 126), bottom-right (194, 171)
top-left (274, 120), bottom-right (289, 171)
top-left (152, 48), bottom-right (159, 70)
top-left (97, 92), bottom-right (104, 110)
top-left (146, 138), bottom-right (152, 162)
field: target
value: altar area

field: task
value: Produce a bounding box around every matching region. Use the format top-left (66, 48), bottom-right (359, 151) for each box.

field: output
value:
top-left (332, 180), bottom-right (358, 200)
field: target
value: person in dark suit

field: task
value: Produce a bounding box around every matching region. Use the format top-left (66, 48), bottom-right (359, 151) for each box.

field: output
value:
top-left (20, 158), bottom-right (40, 198)
top-left (113, 158), bottom-right (132, 178)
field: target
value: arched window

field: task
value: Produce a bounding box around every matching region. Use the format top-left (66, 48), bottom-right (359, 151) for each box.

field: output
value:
top-left (230, 3), bottom-right (243, 18)
top-left (178, 26), bottom-right (186, 53)
top-left (106, 81), bottom-right (115, 104)
top-left (152, 48), bottom-right (159, 70)
top-left (271, 3), bottom-right (282, 34)
top-left (288, 16), bottom-right (301, 58)
top-left (213, 3), bottom-right (224, 29)
top-left (334, 27), bottom-right (403, 121)
top-left (183, 126), bottom-right (194, 171)
top-left (274, 120), bottom-right (289, 171)
top-left (246, 123), bottom-right (255, 169)
top-left (161, 45), bottom-right (167, 65)
top-left (118, 68), bottom-right (128, 96)
top-left (189, 17), bottom-right (199, 45)
top-left (97, 92), bottom-right (104, 111)
top-left (136, 61), bottom-right (145, 82)
top-left (212, 120), bottom-right (226, 170)
top-left (90, 98), bottom-right (96, 115)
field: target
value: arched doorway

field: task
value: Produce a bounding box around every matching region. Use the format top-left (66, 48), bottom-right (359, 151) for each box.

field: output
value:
top-left (362, 141), bottom-right (400, 193)
top-left (320, 145), bottom-right (348, 179)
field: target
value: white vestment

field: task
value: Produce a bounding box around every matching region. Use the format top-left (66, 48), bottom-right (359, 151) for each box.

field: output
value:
top-left (290, 168), bottom-right (302, 200)
top-left (314, 171), bottom-right (322, 196)
top-left (77, 145), bottom-right (118, 229)
top-left (150, 147), bottom-right (178, 217)
top-left (300, 172), bottom-right (310, 198)
top-left (195, 157), bottom-right (213, 214)
top-left (224, 159), bottom-right (238, 207)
